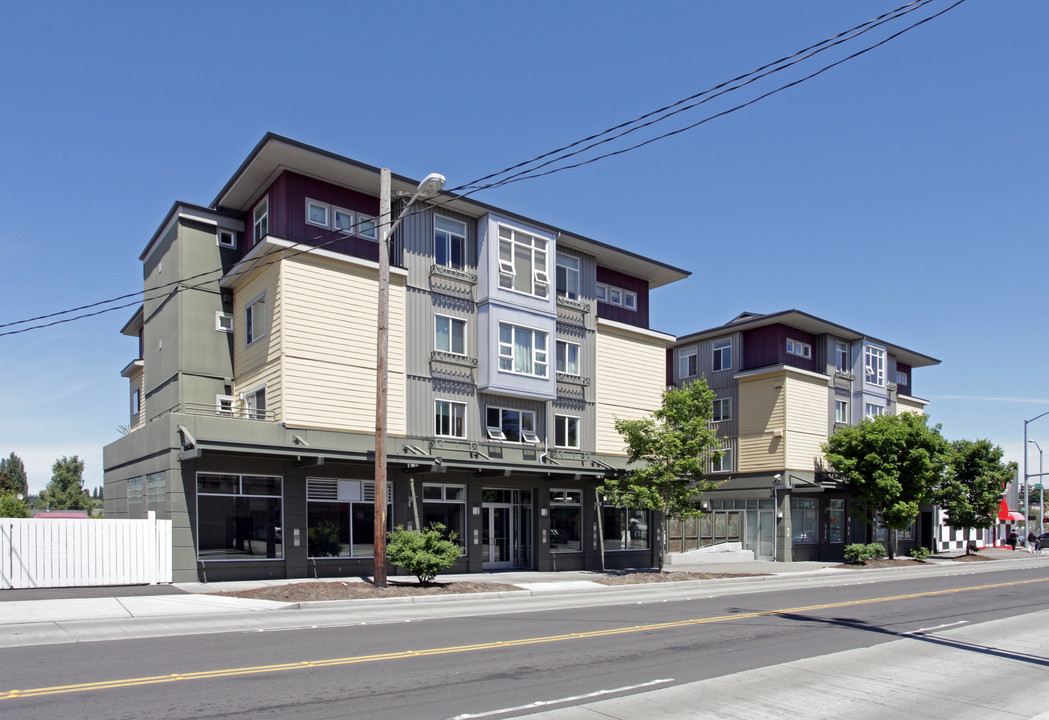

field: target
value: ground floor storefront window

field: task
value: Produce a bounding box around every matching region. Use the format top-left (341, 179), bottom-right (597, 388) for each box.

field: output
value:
top-left (791, 498), bottom-right (818, 544)
top-left (306, 478), bottom-right (390, 558)
top-left (422, 483), bottom-right (466, 553)
top-left (603, 507), bottom-right (649, 550)
top-left (197, 474), bottom-right (283, 559)
top-left (550, 489), bottom-right (582, 552)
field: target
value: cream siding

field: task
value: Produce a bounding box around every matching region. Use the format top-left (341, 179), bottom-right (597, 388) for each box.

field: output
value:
top-left (738, 375), bottom-right (786, 472)
top-left (594, 326), bottom-right (666, 456)
top-left (896, 396), bottom-right (927, 415)
top-left (232, 260), bottom-right (283, 420)
top-left (280, 254), bottom-right (406, 434)
top-left (783, 374), bottom-right (830, 471)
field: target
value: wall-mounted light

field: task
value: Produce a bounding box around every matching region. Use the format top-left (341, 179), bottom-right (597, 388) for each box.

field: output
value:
top-left (472, 506), bottom-right (480, 516)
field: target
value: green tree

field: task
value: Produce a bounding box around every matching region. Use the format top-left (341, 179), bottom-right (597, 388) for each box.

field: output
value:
top-left (386, 523), bottom-right (461, 584)
top-left (38, 456), bottom-right (92, 511)
top-left (937, 439), bottom-right (1013, 553)
top-left (0, 494), bottom-right (31, 518)
top-left (600, 378), bottom-right (725, 570)
top-left (0, 453), bottom-right (28, 496)
top-left (823, 412), bottom-right (949, 558)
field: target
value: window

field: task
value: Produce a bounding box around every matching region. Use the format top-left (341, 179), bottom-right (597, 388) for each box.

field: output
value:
top-left (253, 197), bottom-right (268, 243)
top-left (786, 338), bottom-right (811, 359)
top-left (498, 225), bottom-right (548, 297)
top-left (864, 345), bottom-right (885, 386)
top-left (828, 499), bottom-right (845, 544)
top-left (333, 206), bottom-right (355, 233)
top-left (712, 339), bottom-right (732, 371)
top-left (896, 371), bottom-right (909, 386)
top-left (434, 400), bottom-right (466, 438)
top-left (434, 216), bottom-right (466, 270)
top-left (306, 199), bottom-right (330, 228)
top-left (679, 348), bottom-right (698, 378)
top-left (435, 315), bottom-right (466, 356)
top-left (216, 395), bottom-right (234, 416)
top-left (603, 507), bottom-right (649, 550)
top-left (556, 254), bottom-right (580, 299)
top-left (357, 214), bottom-right (377, 240)
top-left (131, 388), bottom-right (141, 417)
top-left (549, 489), bottom-right (582, 552)
top-left (218, 229), bottom-right (236, 249)
top-left (714, 446), bottom-right (732, 473)
top-left (306, 478), bottom-right (391, 558)
top-left (555, 415), bottom-right (580, 448)
top-left (835, 400), bottom-right (849, 424)
top-left (791, 498), bottom-right (818, 544)
top-left (215, 311), bottom-right (233, 333)
top-left (713, 397), bottom-right (731, 422)
top-left (486, 407), bottom-right (536, 443)
top-left (246, 387), bottom-right (266, 420)
top-left (596, 282), bottom-right (637, 311)
top-left (421, 484), bottom-right (466, 554)
top-left (245, 294), bottom-right (266, 345)
top-left (556, 340), bottom-right (580, 375)
top-left (865, 403), bottom-right (884, 420)
top-left (835, 341), bottom-right (850, 372)
top-left (197, 473), bottom-right (283, 559)
top-left (498, 323), bottom-right (548, 377)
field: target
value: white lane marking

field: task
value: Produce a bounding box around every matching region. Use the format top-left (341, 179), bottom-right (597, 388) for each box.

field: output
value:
top-left (450, 678), bottom-right (675, 719)
top-left (898, 620), bottom-right (969, 636)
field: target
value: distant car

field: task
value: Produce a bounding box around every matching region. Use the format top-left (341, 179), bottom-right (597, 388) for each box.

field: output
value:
top-left (1037, 532), bottom-right (1049, 545)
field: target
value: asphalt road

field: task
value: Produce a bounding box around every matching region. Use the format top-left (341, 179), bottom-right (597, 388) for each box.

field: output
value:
top-left (3, 565), bottom-right (1047, 719)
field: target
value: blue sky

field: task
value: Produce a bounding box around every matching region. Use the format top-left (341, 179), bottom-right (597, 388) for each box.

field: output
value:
top-left (1, 1), bottom-right (1046, 495)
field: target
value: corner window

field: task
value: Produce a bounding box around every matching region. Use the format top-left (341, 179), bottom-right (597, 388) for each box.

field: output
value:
top-left (486, 407), bottom-right (537, 443)
top-left (435, 315), bottom-right (466, 356)
top-left (554, 415), bottom-right (580, 448)
top-left (497, 225), bottom-right (548, 297)
top-left (835, 341), bottom-right (850, 372)
top-left (434, 400), bottom-right (466, 438)
top-left (218, 229), bottom-right (237, 249)
top-left (556, 254), bottom-right (580, 299)
top-left (498, 323), bottom-right (547, 378)
top-left (786, 339), bottom-right (811, 359)
top-left (306, 199), bottom-right (330, 228)
top-left (712, 339), bottom-right (732, 371)
top-left (435, 216), bottom-right (466, 270)
top-left (245, 294), bottom-right (266, 345)
top-left (253, 197), bottom-right (269, 244)
top-left (864, 346), bottom-right (885, 386)
top-left (679, 348), bottom-right (698, 378)
top-left (556, 340), bottom-right (580, 376)
top-left (713, 397), bottom-right (731, 422)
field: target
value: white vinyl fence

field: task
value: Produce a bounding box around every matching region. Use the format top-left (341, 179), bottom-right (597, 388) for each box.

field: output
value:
top-left (1, 513), bottom-right (172, 589)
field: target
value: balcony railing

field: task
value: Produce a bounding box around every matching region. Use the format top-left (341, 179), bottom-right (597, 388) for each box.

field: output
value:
top-left (181, 401), bottom-right (275, 421)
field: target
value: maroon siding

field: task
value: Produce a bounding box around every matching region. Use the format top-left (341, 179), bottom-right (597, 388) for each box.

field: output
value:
top-left (595, 266), bottom-right (649, 328)
top-left (896, 361), bottom-right (912, 396)
top-left (243, 171), bottom-right (382, 263)
top-left (741, 323), bottom-right (819, 372)
top-left (666, 347), bottom-right (674, 387)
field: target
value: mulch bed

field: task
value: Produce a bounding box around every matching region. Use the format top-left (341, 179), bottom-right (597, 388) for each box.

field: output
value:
top-left (214, 580), bottom-right (519, 602)
top-left (837, 553), bottom-right (998, 569)
top-left (592, 569), bottom-right (768, 585)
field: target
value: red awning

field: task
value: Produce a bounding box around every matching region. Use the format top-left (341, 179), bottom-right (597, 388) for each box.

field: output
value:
top-left (998, 499), bottom-right (1024, 522)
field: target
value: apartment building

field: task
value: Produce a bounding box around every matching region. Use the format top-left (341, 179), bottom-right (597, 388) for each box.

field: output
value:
top-left (668, 310), bottom-right (939, 562)
top-left (103, 134), bottom-right (689, 582)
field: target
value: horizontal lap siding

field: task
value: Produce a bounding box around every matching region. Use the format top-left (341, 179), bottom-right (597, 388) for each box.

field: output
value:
top-left (738, 375), bottom-right (785, 472)
top-left (281, 255), bottom-right (406, 434)
top-left (595, 327), bottom-right (665, 456)
top-left (784, 374), bottom-right (830, 471)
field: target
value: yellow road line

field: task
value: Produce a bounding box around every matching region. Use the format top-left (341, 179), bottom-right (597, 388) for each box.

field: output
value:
top-left (2, 576), bottom-right (1044, 701)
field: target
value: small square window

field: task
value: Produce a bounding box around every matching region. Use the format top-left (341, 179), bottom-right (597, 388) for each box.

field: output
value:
top-left (333, 207), bottom-right (355, 233)
top-left (358, 214), bottom-right (377, 240)
top-left (215, 311), bottom-right (233, 333)
top-left (218, 229), bottom-right (236, 249)
top-left (306, 199), bottom-right (330, 228)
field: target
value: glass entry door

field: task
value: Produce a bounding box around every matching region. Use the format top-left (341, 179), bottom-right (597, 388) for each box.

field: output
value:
top-left (482, 503), bottom-right (514, 569)
top-left (745, 509), bottom-right (775, 560)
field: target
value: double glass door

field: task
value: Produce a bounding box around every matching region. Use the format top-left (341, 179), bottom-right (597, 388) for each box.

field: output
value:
top-left (481, 489), bottom-right (532, 569)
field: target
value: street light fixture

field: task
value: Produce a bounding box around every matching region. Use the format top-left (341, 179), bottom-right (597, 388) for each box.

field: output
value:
top-left (374, 168), bottom-right (446, 588)
top-left (1024, 410), bottom-right (1049, 540)
top-left (1030, 439), bottom-right (1044, 538)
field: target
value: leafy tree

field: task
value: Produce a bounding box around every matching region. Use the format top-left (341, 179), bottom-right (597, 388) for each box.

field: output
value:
top-left (0, 453), bottom-right (28, 496)
top-left (823, 412), bottom-right (949, 558)
top-left (386, 523), bottom-right (461, 584)
top-left (0, 494), bottom-right (31, 518)
top-left (600, 378), bottom-right (725, 569)
top-left (38, 456), bottom-right (92, 511)
top-left (937, 439), bottom-right (1013, 553)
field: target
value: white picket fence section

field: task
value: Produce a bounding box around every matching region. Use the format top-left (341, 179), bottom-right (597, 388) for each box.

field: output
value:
top-left (1, 513), bottom-right (172, 589)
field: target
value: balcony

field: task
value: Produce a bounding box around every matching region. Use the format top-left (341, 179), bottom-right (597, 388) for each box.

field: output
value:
top-left (181, 401), bottom-right (275, 422)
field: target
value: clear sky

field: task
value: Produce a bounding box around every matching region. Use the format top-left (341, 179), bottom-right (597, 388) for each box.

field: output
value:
top-left (1, 1), bottom-right (1046, 495)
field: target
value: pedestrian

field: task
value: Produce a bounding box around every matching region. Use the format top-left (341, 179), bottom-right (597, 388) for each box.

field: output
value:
top-left (1028, 532), bottom-right (1038, 554)
top-left (1008, 530), bottom-right (1018, 551)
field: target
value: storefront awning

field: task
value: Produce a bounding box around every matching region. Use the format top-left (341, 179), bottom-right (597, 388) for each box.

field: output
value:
top-left (998, 499), bottom-right (1024, 522)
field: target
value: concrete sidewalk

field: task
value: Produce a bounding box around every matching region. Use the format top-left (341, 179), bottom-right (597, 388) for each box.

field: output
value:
top-left (0, 549), bottom-right (1042, 631)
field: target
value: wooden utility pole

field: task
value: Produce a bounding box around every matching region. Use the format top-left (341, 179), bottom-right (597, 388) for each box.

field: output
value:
top-left (373, 168), bottom-right (391, 588)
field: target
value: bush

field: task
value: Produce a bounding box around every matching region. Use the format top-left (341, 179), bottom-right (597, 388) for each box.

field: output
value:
top-left (844, 543), bottom-right (871, 563)
top-left (387, 523), bottom-right (462, 584)
top-left (867, 543), bottom-right (886, 560)
top-left (0, 494), bottom-right (31, 518)
top-left (909, 546), bottom-right (931, 561)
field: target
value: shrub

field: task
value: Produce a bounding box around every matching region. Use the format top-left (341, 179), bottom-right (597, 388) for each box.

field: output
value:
top-left (867, 543), bottom-right (886, 560)
top-left (387, 523), bottom-right (462, 584)
top-left (909, 546), bottom-right (931, 561)
top-left (0, 494), bottom-right (31, 518)
top-left (844, 543), bottom-right (871, 564)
